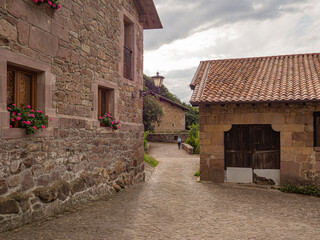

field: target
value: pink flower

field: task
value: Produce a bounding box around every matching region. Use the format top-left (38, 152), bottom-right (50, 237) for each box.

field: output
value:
top-left (12, 112), bottom-right (16, 115)
top-left (40, 0), bottom-right (44, 2)
top-left (41, 125), bottom-right (45, 128)
top-left (13, 104), bottom-right (16, 107)
top-left (117, 126), bottom-right (120, 129)
top-left (98, 117), bottom-right (102, 119)
top-left (22, 121), bottom-right (26, 124)
top-left (48, 1), bottom-right (52, 6)
top-left (11, 118), bottom-right (15, 122)
top-left (26, 121), bottom-right (31, 125)
top-left (10, 125), bottom-right (12, 128)
top-left (50, 119), bottom-right (52, 121)
top-left (57, 4), bottom-right (61, 9)
top-left (32, 126), bottom-right (37, 130)
top-left (31, 110), bottom-right (35, 112)
top-left (16, 117), bottom-right (21, 121)
top-left (7, 107), bottom-right (11, 110)
top-left (18, 113), bottom-right (21, 116)
top-left (27, 105), bottom-right (31, 109)
top-left (52, 4), bottom-right (56, 7)
top-left (32, 0), bottom-right (38, 3)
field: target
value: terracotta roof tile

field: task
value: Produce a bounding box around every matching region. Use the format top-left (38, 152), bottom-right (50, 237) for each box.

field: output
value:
top-left (189, 53), bottom-right (320, 105)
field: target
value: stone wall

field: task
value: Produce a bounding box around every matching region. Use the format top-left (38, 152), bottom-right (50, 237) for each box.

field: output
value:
top-left (153, 99), bottom-right (186, 133)
top-left (0, 0), bottom-right (145, 232)
top-left (147, 133), bottom-right (189, 143)
top-left (199, 102), bottom-right (320, 185)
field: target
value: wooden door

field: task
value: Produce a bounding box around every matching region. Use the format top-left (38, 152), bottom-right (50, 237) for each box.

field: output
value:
top-left (224, 125), bottom-right (280, 170)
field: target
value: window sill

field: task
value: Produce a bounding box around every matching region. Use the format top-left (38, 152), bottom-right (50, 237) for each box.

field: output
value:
top-left (314, 147), bottom-right (320, 152)
top-left (122, 76), bottom-right (136, 86)
top-left (1, 127), bottom-right (54, 139)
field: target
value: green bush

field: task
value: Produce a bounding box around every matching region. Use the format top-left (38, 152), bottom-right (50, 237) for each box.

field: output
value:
top-left (194, 169), bottom-right (200, 177)
top-left (144, 131), bottom-right (149, 150)
top-left (144, 153), bottom-right (158, 167)
top-left (279, 185), bottom-right (320, 197)
top-left (186, 123), bottom-right (200, 154)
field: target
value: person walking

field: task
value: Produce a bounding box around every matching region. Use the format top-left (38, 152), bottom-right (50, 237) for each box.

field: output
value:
top-left (177, 136), bottom-right (181, 149)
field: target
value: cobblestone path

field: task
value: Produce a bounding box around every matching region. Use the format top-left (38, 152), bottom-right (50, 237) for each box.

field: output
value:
top-left (1, 142), bottom-right (320, 239)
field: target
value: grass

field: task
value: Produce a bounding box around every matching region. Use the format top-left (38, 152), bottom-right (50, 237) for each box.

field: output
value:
top-left (194, 169), bottom-right (200, 177)
top-left (278, 184), bottom-right (320, 198)
top-left (144, 153), bottom-right (158, 167)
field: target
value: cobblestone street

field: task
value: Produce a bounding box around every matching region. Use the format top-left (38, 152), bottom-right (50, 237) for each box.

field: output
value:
top-left (1, 142), bottom-right (320, 239)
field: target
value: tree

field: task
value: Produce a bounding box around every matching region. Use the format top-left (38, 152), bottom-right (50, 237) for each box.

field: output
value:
top-left (185, 105), bottom-right (199, 129)
top-left (143, 95), bottom-right (163, 132)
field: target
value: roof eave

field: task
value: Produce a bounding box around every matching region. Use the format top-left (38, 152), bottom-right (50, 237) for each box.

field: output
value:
top-left (134, 0), bottom-right (163, 29)
top-left (192, 99), bottom-right (320, 106)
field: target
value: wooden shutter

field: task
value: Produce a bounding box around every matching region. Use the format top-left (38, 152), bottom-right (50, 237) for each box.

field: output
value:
top-left (7, 67), bottom-right (36, 109)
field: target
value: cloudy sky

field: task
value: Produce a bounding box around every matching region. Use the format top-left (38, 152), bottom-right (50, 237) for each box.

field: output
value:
top-left (143, 0), bottom-right (320, 104)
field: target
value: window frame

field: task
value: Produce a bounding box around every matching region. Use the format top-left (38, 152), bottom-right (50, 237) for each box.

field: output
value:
top-left (119, 8), bottom-right (137, 85)
top-left (92, 78), bottom-right (118, 129)
top-left (0, 48), bottom-right (56, 139)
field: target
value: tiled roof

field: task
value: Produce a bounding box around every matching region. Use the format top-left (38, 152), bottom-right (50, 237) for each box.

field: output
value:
top-left (156, 94), bottom-right (189, 111)
top-left (190, 53), bottom-right (320, 105)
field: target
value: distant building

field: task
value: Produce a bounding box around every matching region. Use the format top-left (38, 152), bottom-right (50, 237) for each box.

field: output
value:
top-left (153, 95), bottom-right (189, 133)
top-left (190, 53), bottom-right (320, 185)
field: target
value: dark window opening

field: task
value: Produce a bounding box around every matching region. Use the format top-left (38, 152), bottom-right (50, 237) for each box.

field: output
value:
top-left (314, 112), bottom-right (320, 147)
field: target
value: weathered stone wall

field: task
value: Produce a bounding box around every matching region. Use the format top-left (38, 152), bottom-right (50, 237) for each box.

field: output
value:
top-left (147, 133), bottom-right (189, 143)
top-left (0, 0), bottom-right (145, 232)
top-left (199, 103), bottom-right (320, 185)
top-left (153, 99), bottom-right (186, 133)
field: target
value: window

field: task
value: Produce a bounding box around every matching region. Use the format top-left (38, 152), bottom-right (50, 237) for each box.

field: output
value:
top-left (123, 18), bottom-right (133, 80)
top-left (7, 66), bottom-right (37, 109)
top-left (98, 87), bottom-right (110, 116)
top-left (314, 112), bottom-right (320, 147)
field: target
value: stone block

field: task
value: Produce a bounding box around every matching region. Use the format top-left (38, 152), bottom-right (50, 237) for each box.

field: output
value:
top-left (10, 160), bottom-right (22, 174)
top-left (0, 198), bottom-right (19, 214)
top-left (29, 27), bottom-right (58, 57)
top-left (281, 161), bottom-right (300, 184)
top-left (0, 180), bottom-right (8, 196)
top-left (0, 19), bottom-right (17, 41)
top-left (70, 177), bottom-right (85, 195)
top-left (281, 132), bottom-right (292, 147)
top-left (292, 132), bottom-right (313, 141)
top-left (21, 170), bottom-right (34, 192)
top-left (51, 20), bottom-right (69, 41)
top-left (17, 21), bottom-right (29, 45)
top-left (8, 175), bottom-right (20, 188)
top-left (8, 192), bottom-right (30, 213)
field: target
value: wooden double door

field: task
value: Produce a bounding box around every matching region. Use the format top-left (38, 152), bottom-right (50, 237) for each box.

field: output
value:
top-left (224, 125), bottom-right (280, 170)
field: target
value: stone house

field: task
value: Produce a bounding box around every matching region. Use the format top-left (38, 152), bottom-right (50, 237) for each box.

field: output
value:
top-left (190, 53), bottom-right (320, 185)
top-left (153, 94), bottom-right (189, 133)
top-left (0, 0), bottom-right (161, 231)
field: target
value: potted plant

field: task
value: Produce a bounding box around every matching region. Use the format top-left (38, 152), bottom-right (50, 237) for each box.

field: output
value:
top-left (7, 104), bottom-right (52, 134)
top-left (98, 113), bottom-right (120, 130)
top-left (32, 0), bottom-right (61, 10)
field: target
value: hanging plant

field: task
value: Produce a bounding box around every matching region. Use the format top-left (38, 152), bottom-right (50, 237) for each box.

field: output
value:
top-left (32, 0), bottom-right (61, 10)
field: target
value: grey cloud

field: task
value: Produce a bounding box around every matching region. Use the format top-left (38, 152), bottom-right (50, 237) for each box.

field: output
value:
top-left (145, 0), bottom-right (309, 50)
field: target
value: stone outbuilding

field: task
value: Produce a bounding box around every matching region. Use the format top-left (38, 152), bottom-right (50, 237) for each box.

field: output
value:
top-left (190, 53), bottom-right (320, 185)
top-left (0, 0), bottom-right (161, 232)
top-left (153, 95), bottom-right (189, 133)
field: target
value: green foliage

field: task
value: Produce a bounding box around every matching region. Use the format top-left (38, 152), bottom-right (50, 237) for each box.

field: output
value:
top-left (144, 153), bottom-right (158, 167)
top-left (144, 131), bottom-right (149, 150)
top-left (184, 106), bottom-right (199, 129)
top-left (194, 169), bottom-right (200, 177)
top-left (186, 123), bottom-right (200, 154)
top-left (279, 185), bottom-right (320, 197)
top-left (143, 96), bottom-right (163, 132)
